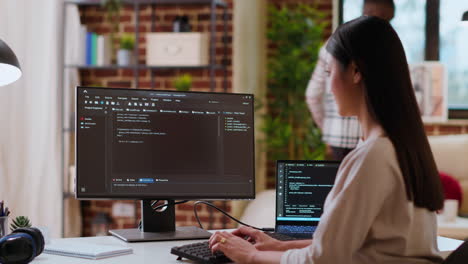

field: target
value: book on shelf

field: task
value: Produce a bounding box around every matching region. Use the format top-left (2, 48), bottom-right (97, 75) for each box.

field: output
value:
top-left (97, 35), bottom-right (112, 66)
top-left (77, 25), bottom-right (87, 65)
top-left (83, 31), bottom-right (112, 66)
top-left (91, 33), bottom-right (98, 65)
top-left (86, 32), bottom-right (93, 65)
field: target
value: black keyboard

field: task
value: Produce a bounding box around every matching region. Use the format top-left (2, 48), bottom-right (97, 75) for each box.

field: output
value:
top-left (170, 232), bottom-right (305, 263)
top-left (171, 241), bottom-right (231, 264)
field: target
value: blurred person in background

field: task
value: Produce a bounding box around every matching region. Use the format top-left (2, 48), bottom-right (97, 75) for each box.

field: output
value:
top-left (306, 0), bottom-right (395, 160)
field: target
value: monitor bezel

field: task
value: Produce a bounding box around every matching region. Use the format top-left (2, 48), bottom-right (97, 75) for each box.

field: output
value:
top-left (75, 86), bottom-right (256, 200)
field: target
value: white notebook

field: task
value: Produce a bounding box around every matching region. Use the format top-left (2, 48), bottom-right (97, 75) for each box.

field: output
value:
top-left (44, 241), bottom-right (133, 259)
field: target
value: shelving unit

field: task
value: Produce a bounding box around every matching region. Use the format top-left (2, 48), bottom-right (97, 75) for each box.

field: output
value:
top-left (64, 64), bottom-right (226, 70)
top-left (59, 0), bottom-right (229, 236)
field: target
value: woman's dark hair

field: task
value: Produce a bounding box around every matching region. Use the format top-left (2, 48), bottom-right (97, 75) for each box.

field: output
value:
top-left (326, 16), bottom-right (444, 211)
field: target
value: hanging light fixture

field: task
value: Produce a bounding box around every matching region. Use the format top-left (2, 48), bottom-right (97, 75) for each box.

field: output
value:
top-left (462, 11), bottom-right (468, 22)
top-left (0, 38), bottom-right (21, 86)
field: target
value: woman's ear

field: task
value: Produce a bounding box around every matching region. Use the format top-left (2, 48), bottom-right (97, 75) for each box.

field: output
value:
top-left (351, 62), bottom-right (362, 84)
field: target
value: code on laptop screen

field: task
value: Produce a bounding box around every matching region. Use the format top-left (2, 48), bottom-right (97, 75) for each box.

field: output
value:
top-left (276, 161), bottom-right (339, 226)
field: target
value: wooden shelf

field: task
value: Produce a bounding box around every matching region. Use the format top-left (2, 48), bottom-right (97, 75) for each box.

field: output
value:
top-left (65, 0), bottom-right (227, 7)
top-left (424, 119), bottom-right (468, 126)
top-left (65, 64), bottom-right (226, 70)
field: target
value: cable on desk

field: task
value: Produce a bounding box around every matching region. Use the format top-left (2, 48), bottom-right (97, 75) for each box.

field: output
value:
top-left (193, 201), bottom-right (274, 232)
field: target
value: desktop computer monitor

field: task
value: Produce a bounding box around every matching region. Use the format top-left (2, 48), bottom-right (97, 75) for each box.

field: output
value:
top-left (75, 86), bottom-right (255, 242)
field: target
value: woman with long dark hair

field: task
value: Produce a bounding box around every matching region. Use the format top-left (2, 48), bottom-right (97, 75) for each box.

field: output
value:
top-left (209, 16), bottom-right (445, 264)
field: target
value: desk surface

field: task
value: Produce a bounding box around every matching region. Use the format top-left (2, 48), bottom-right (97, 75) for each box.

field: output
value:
top-left (32, 235), bottom-right (464, 263)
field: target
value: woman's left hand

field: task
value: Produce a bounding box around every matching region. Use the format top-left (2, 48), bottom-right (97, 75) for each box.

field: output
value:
top-left (210, 231), bottom-right (258, 264)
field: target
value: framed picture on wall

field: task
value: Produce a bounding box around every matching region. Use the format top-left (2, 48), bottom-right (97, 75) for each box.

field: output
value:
top-left (409, 62), bottom-right (448, 122)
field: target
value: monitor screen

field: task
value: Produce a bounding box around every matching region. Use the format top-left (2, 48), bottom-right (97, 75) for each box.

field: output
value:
top-left (75, 87), bottom-right (255, 200)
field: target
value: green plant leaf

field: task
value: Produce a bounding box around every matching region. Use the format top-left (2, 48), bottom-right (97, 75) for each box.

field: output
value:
top-left (174, 74), bottom-right (192, 91)
top-left (259, 3), bottom-right (327, 161)
top-left (120, 34), bottom-right (135, 50)
top-left (10, 216), bottom-right (32, 231)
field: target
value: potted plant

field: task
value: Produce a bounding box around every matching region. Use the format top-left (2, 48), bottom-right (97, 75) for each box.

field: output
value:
top-left (173, 74), bottom-right (192, 91)
top-left (10, 216), bottom-right (32, 231)
top-left (261, 4), bottom-right (327, 161)
top-left (117, 34), bottom-right (135, 66)
top-left (101, 0), bottom-right (122, 63)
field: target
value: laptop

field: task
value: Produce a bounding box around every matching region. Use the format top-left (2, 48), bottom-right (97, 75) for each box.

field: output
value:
top-left (270, 160), bottom-right (340, 240)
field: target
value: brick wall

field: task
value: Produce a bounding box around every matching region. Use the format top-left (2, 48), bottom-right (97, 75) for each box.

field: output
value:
top-left (78, 3), bottom-right (232, 91)
top-left (81, 200), bottom-right (232, 236)
top-left (77, 0), bottom-right (235, 236)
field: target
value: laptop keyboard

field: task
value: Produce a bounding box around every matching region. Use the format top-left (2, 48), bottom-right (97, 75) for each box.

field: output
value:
top-left (265, 232), bottom-right (302, 241)
top-left (276, 224), bottom-right (316, 236)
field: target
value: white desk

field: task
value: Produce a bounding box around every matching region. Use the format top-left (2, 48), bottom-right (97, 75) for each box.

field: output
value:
top-left (32, 235), bottom-right (205, 264)
top-left (32, 235), bottom-right (464, 263)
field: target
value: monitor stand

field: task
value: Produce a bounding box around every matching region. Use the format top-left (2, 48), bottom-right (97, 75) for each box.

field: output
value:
top-left (109, 199), bottom-right (212, 242)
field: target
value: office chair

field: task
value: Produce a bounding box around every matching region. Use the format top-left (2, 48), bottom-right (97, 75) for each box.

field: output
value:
top-left (239, 190), bottom-right (275, 228)
top-left (442, 240), bottom-right (468, 264)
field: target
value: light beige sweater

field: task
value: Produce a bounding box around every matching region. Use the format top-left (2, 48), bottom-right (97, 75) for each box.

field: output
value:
top-left (281, 136), bottom-right (443, 264)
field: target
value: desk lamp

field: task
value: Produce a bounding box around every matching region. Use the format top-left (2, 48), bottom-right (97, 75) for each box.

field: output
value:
top-left (0, 38), bottom-right (21, 86)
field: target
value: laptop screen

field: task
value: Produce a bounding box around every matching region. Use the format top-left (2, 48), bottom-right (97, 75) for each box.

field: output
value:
top-left (275, 160), bottom-right (340, 238)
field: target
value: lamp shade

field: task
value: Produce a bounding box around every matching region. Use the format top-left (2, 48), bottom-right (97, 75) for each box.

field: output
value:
top-left (0, 38), bottom-right (21, 86)
top-left (463, 11), bottom-right (468, 21)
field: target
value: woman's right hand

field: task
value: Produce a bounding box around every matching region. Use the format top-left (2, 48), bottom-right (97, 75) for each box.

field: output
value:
top-left (231, 226), bottom-right (284, 251)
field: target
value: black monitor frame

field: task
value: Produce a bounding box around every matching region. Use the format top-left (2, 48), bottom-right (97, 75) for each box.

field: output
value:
top-left (75, 86), bottom-right (256, 242)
